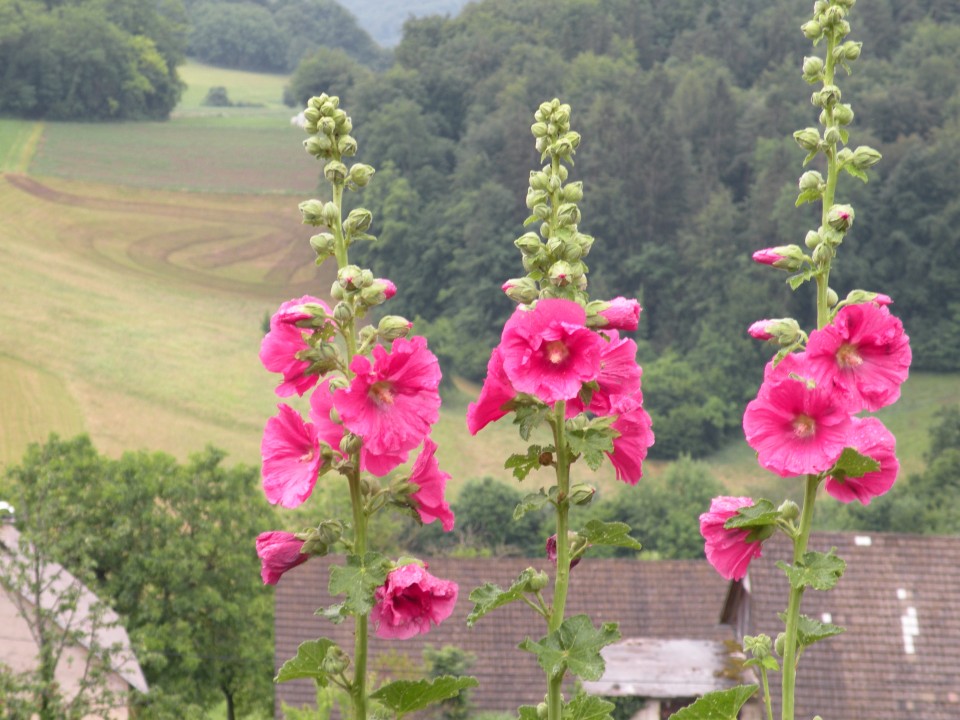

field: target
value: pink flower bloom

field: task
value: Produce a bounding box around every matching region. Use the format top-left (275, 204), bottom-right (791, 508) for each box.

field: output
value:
top-left (334, 336), bottom-right (442, 459)
top-left (261, 404), bottom-right (322, 508)
top-left (310, 381), bottom-right (407, 476)
top-left (743, 354), bottom-right (853, 477)
top-left (499, 299), bottom-right (603, 404)
top-left (409, 439), bottom-right (455, 531)
top-left (825, 417), bottom-right (899, 505)
top-left (586, 331), bottom-right (642, 415)
top-left (605, 391), bottom-right (655, 485)
top-left (597, 297), bottom-right (642, 332)
top-left (370, 563), bottom-right (458, 640)
top-left (260, 295), bottom-right (332, 397)
top-left (256, 531), bottom-right (308, 585)
top-left (804, 303), bottom-right (911, 412)
top-left (700, 496), bottom-right (764, 581)
top-left (872, 293), bottom-right (893, 306)
top-left (467, 347), bottom-right (517, 435)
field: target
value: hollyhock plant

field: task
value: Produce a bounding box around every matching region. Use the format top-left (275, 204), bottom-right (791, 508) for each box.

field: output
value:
top-left (499, 298), bottom-right (603, 404)
top-left (825, 416), bottom-right (899, 505)
top-left (805, 302), bottom-right (912, 412)
top-left (334, 335), bottom-right (442, 458)
top-left (256, 531), bottom-right (308, 585)
top-left (370, 563), bottom-right (458, 640)
top-left (409, 438), bottom-right (455, 531)
top-left (261, 404), bottom-right (322, 508)
top-left (466, 347), bottom-right (517, 435)
top-left (260, 295), bottom-right (331, 397)
top-left (604, 391), bottom-right (654, 486)
top-left (699, 496), bottom-right (765, 581)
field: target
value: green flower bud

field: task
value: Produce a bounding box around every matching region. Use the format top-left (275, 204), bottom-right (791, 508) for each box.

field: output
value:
top-left (827, 287), bottom-right (839, 307)
top-left (826, 204), bottom-right (855, 232)
top-left (348, 163), bottom-right (375, 188)
top-left (340, 432), bottom-right (362, 455)
top-left (813, 1), bottom-right (828, 15)
top-left (743, 634), bottom-right (773, 659)
top-left (813, 85), bottom-right (841, 109)
top-left (321, 646), bottom-right (350, 675)
top-left (557, 165), bottom-right (569, 182)
top-left (343, 208), bottom-right (373, 235)
top-left (547, 174), bottom-right (562, 193)
top-left (333, 301), bottom-right (353, 325)
top-left (324, 160), bottom-right (348, 184)
top-left (834, 0), bottom-right (855, 8)
top-left (546, 236), bottom-right (563, 257)
top-left (338, 135), bottom-right (358, 157)
top-left (307, 94), bottom-right (328, 110)
top-left (525, 570), bottom-right (550, 593)
top-left (793, 127), bottom-right (821, 151)
top-left (526, 188), bottom-right (549, 210)
top-left (329, 376), bottom-right (349, 391)
top-left (338, 265), bottom-right (363, 291)
top-left (844, 289), bottom-right (891, 307)
top-left (303, 134), bottom-right (333, 158)
top-left (310, 232), bottom-right (336, 258)
top-left (330, 281), bottom-right (344, 301)
top-left (560, 241), bottom-right (583, 262)
top-left (303, 107), bottom-right (321, 124)
top-left (833, 103), bottom-right (854, 125)
top-left (801, 20), bottom-right (822, 40)
top-left (502, 277), bottom-right (539, 304)
top-left (798, 170), bottom-right (824, 192)
top-left (851, 146), bottom-right (882, 170)
top-left (378, 315), bottom-right (413, 341)
top-left (823, 126), bottom-right (841, 145)
top-left (804, 230), bottom-right (820, 249)
top-left (531, 122), bottom-right (549, 138)
top-left (778, 500), bottom-right (800, 521)
top-left (336, 113), bottom-right (352, 133)
top-left (562, 182), bottom-right (584, 203)
top-left (322, 202), bottom-right (339, 228)
top-left (515, 232), bottom-right (542, 255)
top-left (299, 199), bottom-right (326, 226)
top-left (536, 703), bottom-right (549, 720)
top-left (570, 483), bottom-right (596, 506)
top-left (556, 203), bottom-right (581, 227)
top-left (319, 116), bottom-right (336, 136)
top-left (775, 633), bottom-right (786, 658)
top-left (812, 242), bottom-right (835, 265)
top-left (548, 261), bottom-right (575, 287)
top-left (802, 55), bottom-right (824, 82)
top-left (359, 280), bottom-right (393, 307)
top-left (529, 170), bottom-right (549, 190)
top-left (537, 101), bottom-right (553, 120)
top-left (576, 233), bottom-right (595, 257)
top-left (840, 41), bottom-right (862, 61)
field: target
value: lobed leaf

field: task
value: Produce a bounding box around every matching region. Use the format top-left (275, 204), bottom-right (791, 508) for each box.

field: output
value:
top-left (370, 676), bottom-right (479, 718)
top-left (467, 567), bottom-right (547, 627)
top-left (577, 519), bottom-right (642, 551)
top-left (518, 614), bottom-right (620, 681)
top-left (777, 548), bottom-right (845, 592)
top-left (328, 552), bottom-right (390, 616)
top-left (275, 638), bottom-right (339, 685)
top-left (667, 685), bottom-right (758, 720)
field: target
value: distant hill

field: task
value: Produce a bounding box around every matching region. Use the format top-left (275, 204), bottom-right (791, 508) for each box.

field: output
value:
top-left (338, 0), bottom-right (473, 46)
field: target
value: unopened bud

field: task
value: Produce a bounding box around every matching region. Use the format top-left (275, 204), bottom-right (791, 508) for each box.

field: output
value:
top-left (548, 260), bottom-right (575, 287)
top-left (343, 208), bottom-right (373, 235)
top-left (348, 164), bottom-right (375, 188)
top-left (321, 202), bottom-right (339, 227)
top-left (748, 318), bottom-right (802, 346)
top-left (826, 204), bottom-right (855, 232)
top-left (299, 199), bottom-right (326, 226)
top-left (801, 20), bottom-right (822, 40)
top-left (338, 135), bottom-right (358, 157)
top-left (526, 188), bottom-right (549, 210)
top-left (377, 316), bottom-right (413, 341)
top-left (840, 41), bottom-right (861, 61)
top-left (804, 230), bottom-right (820, 249)
top-left (562, 182), bottom-right (584, 203)
top-left (778, 500), bottom-right (800, 521)
top-left (823, 126), bottom-right (841, 146)
top-left (570, 483), bottom-right (596, 506)
top-left (502, 277), bottom-right (539, 304)
top-left (529, 170), bottom-right (549, 191)
top-left (360, 279), bottom-right (396, 307)
top-left (333, 302), bottom-right (353, 325)
top-left (536, 703), bottom-right (549, 720)
top-left (812, 242), bottom-right (835, 265)
top-left (798, 170), bottom-right (824, 192)
top-left (775, 633), bottom-right (786, 658)
top-left (752, 245), bottom-right (807, 271)
top-left (851, 146), bottom-right (882, 170)
top-left (531, 122), bottom-right (549, 138)
top-left (310, 232), bottom-right (336, 258)
top-left (576, 233), bottom-right (595, 256)
top-left (556, 203), bottom-right (581, 227)
top-left (515, 232), bottom-right (542, 255)
top-left (833, 103), bottom-right (854, 125)
top-left (321, 646), bottom-right (350, 675)
top-left (802, 56), bottom-right (824, 82)
top-left (338, 265), bottom-right (363, 291)
top-left (304, 135), bottom-right (332, 157)
top-left (340, 432), bottom-right (362, 455)
top-left (844, 289), bottom-right (892, 307)
top-left (318, 116), bottom-right (336, 136)
top-left (324, 161), bottom-right (348, 184)
top-left (793, 127), bottom-right (821, 152)
top-left (329, 376), bottom-right (349, 391)
top-left (827, 287), bottom-right (839, 306)
top-left (525, 570), bottom-right (550, 593)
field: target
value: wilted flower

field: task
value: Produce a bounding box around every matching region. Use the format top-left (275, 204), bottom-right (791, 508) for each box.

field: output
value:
top-left (256, 531), bottom-right (308, 585)
top-left (370, 564), bottom-right (458, 639)
top-left (700, 496), bottom-right (764, 581)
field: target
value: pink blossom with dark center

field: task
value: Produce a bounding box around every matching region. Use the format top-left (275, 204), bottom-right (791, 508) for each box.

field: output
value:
top-left (604, 391), bottom-right (654, 485)
top-left (598, 297), bottom-right (642, 332)
top-left (256, 531), bottom-right (308, 585)
top-left (743, 354), bottom-right (853, 477)
top-left (260, 295), bottom-right (332, 397)
top-left (409, 439), bottom-right (455, 531)
top-left (825, 417), bottom-right (899, 505)
top-left (805, 303), bottom-right (911, 412)
top-left (334, 336), bottom-right (442, 459)
top-left (261, 404), bottom-right (322, 508)
top-left (499, 299), bottom-right (603, 404)
top-left (467, 347), bottom-right (517, 435)
top-left (700, 496), bottom-right (764, 581)
top-left (370, 563), bottom-right (458, 639)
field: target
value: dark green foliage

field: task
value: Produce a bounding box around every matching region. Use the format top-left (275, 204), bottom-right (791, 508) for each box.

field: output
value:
top-left (188, 2), bottom-right (286, 71)
top-left (422, 645), bottom-right (476, 720)
top-left (0, 0), bottom-right (184, 120)
top-left (285, 47), bottom-right (370, 109)
top-left (202, 85), bottom-right (232, 106)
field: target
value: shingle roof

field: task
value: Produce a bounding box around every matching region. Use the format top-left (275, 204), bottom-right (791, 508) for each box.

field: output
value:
top-left (729, 531), bottom-right (960, 720)
top-left (275, 555), bottom-right (731, 716)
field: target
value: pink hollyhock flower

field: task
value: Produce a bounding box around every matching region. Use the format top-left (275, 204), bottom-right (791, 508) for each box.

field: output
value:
top-left (370, 563), bottom-right (458, 639)
top-left (467, 347), bottom-right (517, 435)
top-left (583, 331), bottom-right (642, 415)
top-left (499, 298), bottom-right (603, 404)
top-left (409, 439), bottom-right (455, 531)
top-left (743, 354), bottom-right (853, 477)
top-left (699, 496), bottom-right (764, 581)
top-left (805, 303), bottom-right (911, 412)
top-left (748, 320), bottom-right (776, 341)
top-left (260, 295), bottom-right (332, 397)
top-left (605, 391), bottom-right (655, 485)
top-left (261, 404), bottom-right (322, 508)
top-left (334, 336), bottom-right (442, 459)
top-left (310, 381), bottom-right (406, 476)
top-left (597, 297), bottom-right (642, 332)
top-left (752, 245), bottom-right (805, 271)
top-left (825, 417), bottom-right (899, 505)
top-left (256, 531), bottom-right (308, 585)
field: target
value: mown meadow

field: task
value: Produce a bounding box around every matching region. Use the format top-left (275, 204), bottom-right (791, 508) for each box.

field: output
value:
top-left (0, 60), bottom-right (956, 499)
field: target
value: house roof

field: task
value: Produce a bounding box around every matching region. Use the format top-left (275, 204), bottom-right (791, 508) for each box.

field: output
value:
top-left (275, 555), bottom-right (731, 715)
top-left (726, 531), bottom-right (960, 720)
top-left (0, 524), bottom-right (149, 694)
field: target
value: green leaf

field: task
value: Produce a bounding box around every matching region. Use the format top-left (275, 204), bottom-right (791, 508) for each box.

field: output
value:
top-left (467, 567), bottom-right (547, 627)
top-left (744, 655), bottom-right (780, 672)
top-left (777, 613), bottom-right (845, 652)
top-left (577, 519), bottom-right (642, 551)
top-left (563, 691), bottom-right (616, 720)
top-left (275, 638), bottom-right (339, 685)
top-left (777, 548), bottom-right (845, 591)
top-left (371, 676), bottom-right (479, 718)
top-left (787, 268), bottom-right (817, 290)
top-left (315, 602), bottom-right (348, 624)
top-left (842, 163), bottom-right (869, 183)
top-left (506, 445), bottom-right (550, 482)
top-left (518, 614), bottom-right (620, 681)
top-left (518, 706), bottom-right (540, 720)
top-left (523, 214), bottom-right (540, 227)
top-left (802, 148), bottom-right (818, 166)
top-left (827, 447), bottom-right (880, 482)
top-left (795, 188), bottom-right (822, 207)
top-left (566, 421), bottom-right (616, 471)
top-left (668, 685), bottom-right (758, 720)
top-left (514, 488), bottom-right (554, 520)
top-left (723, 499), bottom-right (780, 531)
top-left (328, 552), bottom-right (390, 615)
top-left (514, 405), bottom-right (551, 441)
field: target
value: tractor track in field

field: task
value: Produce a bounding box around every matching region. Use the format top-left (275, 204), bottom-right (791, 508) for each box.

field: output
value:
top-left (5, 173), bottom-right (330, 295)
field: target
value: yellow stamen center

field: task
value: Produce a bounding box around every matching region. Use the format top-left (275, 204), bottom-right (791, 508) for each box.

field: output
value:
top-left (545, 340), bottom-right (570, 365)
top-left (370, 381), bottom-right (395, 405)
top-left (836, 343), bottom-right (863, 369)
top-left (792, 414), bottom-right (816, 439)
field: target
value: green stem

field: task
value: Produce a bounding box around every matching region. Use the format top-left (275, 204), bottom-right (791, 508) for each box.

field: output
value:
top-left (780, 474), bottom-right (819, 720)
top-left (547, 401), bottom-right (571, 720)
top-left (817, 34), bottom-right (839, 331)
top-left (761, 665), bottom-right (773, 720)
